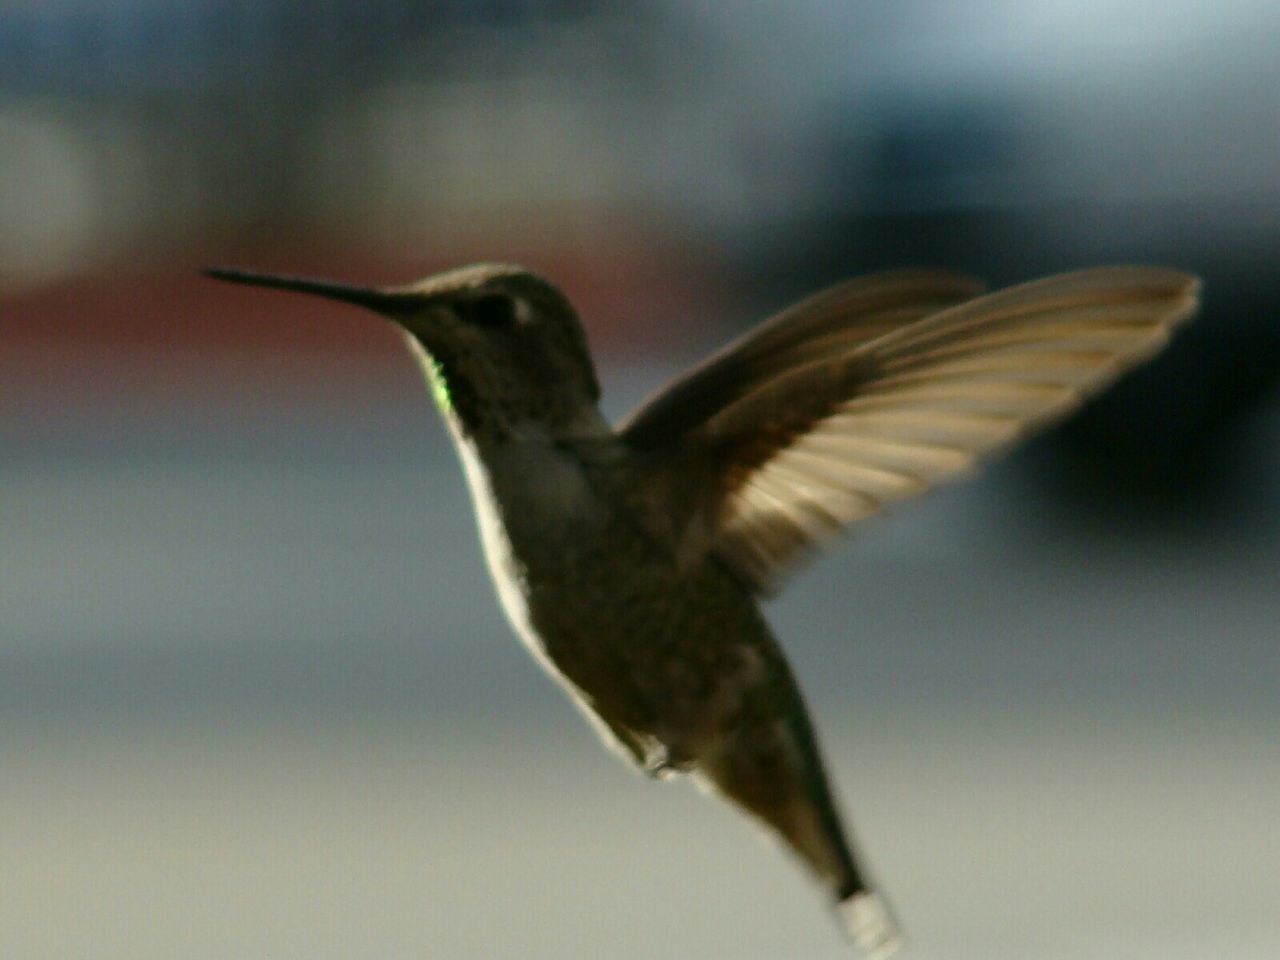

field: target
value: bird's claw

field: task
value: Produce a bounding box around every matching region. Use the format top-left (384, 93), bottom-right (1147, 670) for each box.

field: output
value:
top-left (644, 745), bottom-right (691, 779)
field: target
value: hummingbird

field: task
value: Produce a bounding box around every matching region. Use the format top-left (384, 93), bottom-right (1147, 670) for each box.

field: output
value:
top-left (204, 262), bottom-right (1199, 957)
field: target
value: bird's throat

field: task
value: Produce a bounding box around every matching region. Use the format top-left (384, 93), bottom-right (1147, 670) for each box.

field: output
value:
top-left (403, 334), bottom-right (456, 419)
top-left (423, 352), bottom-right (455, 417)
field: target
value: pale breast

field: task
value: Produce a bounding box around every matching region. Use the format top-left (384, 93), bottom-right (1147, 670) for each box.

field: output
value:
top-left (450, 425), bottom-right (780, 752)
top-left (451, 428), bottom-right (608, 657)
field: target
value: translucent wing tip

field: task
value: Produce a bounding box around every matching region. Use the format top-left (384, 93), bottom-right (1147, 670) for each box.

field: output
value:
top-left (837, 891), bottom-right (904, 959)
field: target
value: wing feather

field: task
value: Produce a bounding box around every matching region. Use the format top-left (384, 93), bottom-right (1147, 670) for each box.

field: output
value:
top-left (619, 269), bottom-right (985, 447)
top-left (619, 266), bottom-right (1200, 593)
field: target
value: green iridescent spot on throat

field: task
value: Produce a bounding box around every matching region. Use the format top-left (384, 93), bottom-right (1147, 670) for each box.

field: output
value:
top-left (425, 354), bottom-right (454, 415)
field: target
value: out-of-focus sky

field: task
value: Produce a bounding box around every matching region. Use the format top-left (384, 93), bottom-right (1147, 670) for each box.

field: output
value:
top-left (2, 3), bottom-right (1277, 958)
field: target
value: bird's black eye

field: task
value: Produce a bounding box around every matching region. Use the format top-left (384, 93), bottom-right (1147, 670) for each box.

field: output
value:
top-left (465, 293), bottom-right (518, 328)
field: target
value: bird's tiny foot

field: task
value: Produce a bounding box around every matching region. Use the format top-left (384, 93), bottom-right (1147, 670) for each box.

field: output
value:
top-left (643, 745), bottom-right (692, 780)
top-left (644, 757), bottom-right (674, 779)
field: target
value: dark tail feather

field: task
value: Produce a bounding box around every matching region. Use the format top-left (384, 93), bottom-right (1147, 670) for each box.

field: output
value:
top-left (693, 727), bottom-right (904, 957)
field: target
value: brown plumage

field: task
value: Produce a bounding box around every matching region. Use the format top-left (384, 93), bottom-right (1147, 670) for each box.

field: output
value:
top-left (205, 262), bottom-right (1200, 958)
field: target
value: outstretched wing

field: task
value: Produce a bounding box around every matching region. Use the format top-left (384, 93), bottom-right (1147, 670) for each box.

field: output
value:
top-left (620, 269), bottom-right (986, 446)
top-left (619, 266), bottom-right (1201, 594)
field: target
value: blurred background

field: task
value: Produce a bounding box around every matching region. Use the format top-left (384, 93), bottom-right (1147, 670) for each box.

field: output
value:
top-left (2, 2), bottom-right (1277, 958)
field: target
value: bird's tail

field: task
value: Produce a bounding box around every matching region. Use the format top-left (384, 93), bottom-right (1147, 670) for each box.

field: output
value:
top-left (694, 724), bottom-right (905, 958)
top-left (690, 648), bottom-right (904, 957)
top-left (836, 889), bottom-right (903, 959)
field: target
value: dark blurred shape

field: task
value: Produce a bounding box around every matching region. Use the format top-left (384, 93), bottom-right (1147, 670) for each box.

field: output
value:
top-left (752, 77), bottom-right (1280, 522)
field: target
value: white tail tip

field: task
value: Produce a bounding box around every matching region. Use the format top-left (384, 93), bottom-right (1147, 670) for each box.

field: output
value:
top-left (837, 891), bottom-right (904, 959)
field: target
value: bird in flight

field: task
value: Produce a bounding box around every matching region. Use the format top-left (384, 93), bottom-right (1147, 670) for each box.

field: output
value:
top-left (206, 262), bottom-right (1199, 957)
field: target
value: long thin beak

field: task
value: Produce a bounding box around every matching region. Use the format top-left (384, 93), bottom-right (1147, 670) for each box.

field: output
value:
top-left (202, 266), bottom-right (418, 313)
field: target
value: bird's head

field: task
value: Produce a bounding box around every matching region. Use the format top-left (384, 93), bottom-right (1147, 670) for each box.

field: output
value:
top-left (205, 263), bottom-right (604, 440)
